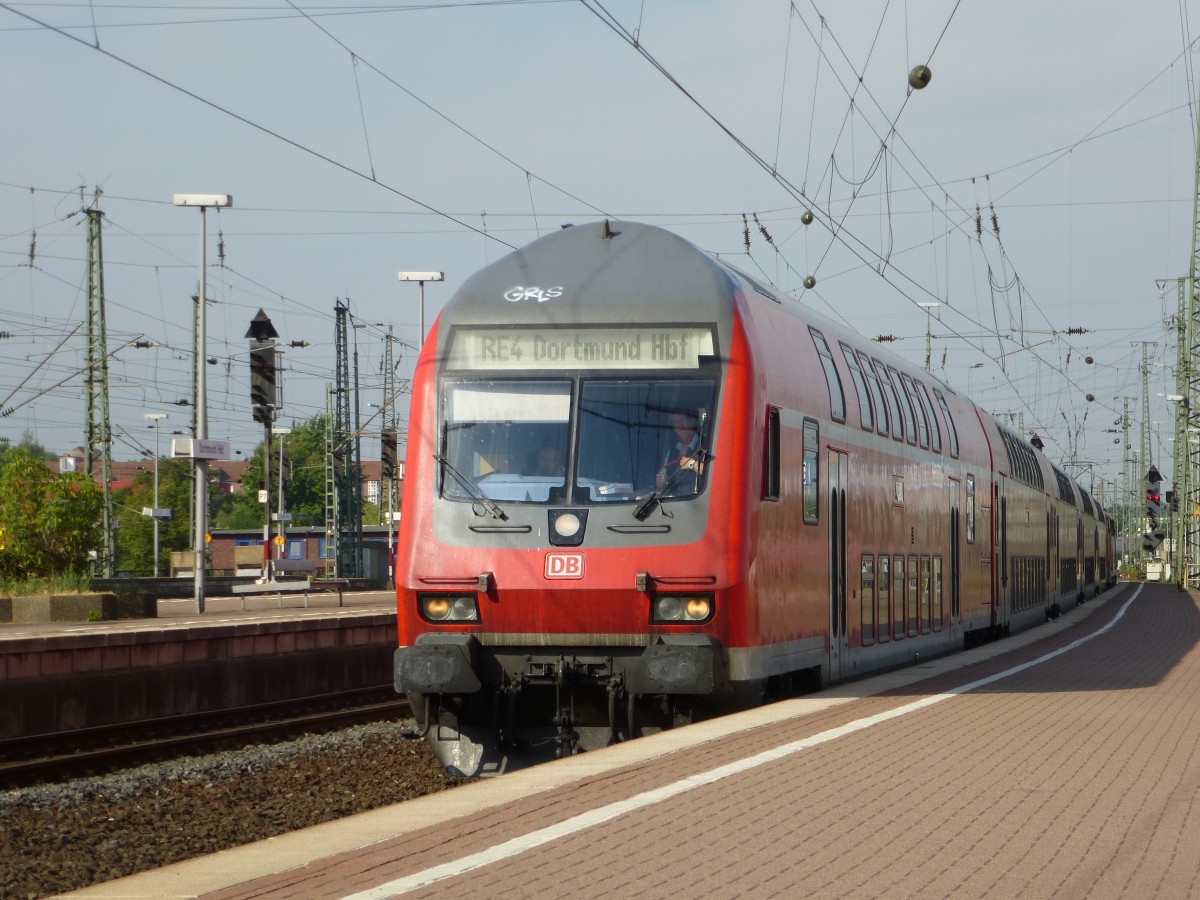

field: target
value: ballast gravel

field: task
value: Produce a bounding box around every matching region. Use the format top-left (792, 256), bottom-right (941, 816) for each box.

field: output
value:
top-left (0, 721), bottom-right (468, 899)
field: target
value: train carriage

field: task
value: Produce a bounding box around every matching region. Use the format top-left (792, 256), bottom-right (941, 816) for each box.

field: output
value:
top-left (393, 221), bottom-right (1113, 776)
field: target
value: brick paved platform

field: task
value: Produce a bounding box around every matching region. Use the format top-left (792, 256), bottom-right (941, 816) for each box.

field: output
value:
top-left (68, 582), bottom-right (1200, 899)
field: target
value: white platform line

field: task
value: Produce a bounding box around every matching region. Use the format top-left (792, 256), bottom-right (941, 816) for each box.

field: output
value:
top-left (343, 587), bottom-right (1142, 900)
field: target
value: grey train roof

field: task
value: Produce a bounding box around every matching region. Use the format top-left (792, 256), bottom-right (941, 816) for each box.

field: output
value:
top-left (438, 221), bottom-right (739, 330)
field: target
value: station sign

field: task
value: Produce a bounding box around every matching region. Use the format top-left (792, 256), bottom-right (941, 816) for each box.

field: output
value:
top-left (172, 438), bottom-right (232, 460)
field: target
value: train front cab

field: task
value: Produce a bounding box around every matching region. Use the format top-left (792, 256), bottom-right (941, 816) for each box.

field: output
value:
top-left (392, 225), bottom-right (762, 775)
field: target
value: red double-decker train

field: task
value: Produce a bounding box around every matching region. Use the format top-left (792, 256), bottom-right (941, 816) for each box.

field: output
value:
top-left (393, 221), bottom-right (1115, 776)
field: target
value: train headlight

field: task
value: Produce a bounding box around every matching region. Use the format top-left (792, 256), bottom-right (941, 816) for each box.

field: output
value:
top-left (554, 512), bottom-right (582, 538)
top-left (651, 593), bottom-right (714, 624)
top-left (548, 508), bottom-right (588, 547)
top-left (419, 593), bottom-right (480, 623)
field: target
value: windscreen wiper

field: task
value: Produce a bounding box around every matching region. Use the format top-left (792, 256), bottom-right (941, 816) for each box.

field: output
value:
top-left (632, 447), bottom-right (711, 521)
top-left (435, 454), bottom-right (508, 521)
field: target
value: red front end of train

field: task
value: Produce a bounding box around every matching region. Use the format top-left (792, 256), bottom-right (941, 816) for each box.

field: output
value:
top-left (394, 221), bottom-right (1113, 776)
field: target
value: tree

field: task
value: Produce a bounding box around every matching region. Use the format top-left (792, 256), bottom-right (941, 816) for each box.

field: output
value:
top-left (17, 430), bottom-right (56, 461)
top-left (0, 448), bottom-right (103, 579)
top-left (112, 412), bottom-right (379, 570)
top-left (114, 457), bottom-right (197, 575)
top-left (214, 415), bottom-right (334, 530)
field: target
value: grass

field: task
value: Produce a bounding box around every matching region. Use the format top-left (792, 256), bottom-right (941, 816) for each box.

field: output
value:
top-left (0, 570), bottom-right (93, 597)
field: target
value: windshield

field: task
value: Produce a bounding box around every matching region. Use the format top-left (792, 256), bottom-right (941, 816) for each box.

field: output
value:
top-left (440, 377), bottom-right (715, 506)
top-left (576, 379), bottom-right (714, 503)
top-left (441, 380), bottom-right (571, 502)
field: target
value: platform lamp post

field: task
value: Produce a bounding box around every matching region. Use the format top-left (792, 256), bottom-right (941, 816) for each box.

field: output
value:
top-left (397, 271), bottom-right (444, 347)
top-left (143, 413), bottom-right (169, 577)
top-left (274, 426), bottom-right (292, 564)
top-left (174, 193), bottom-right (232, 613)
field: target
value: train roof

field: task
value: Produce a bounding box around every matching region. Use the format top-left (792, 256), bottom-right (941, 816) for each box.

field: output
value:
top-left (442, 220), bottom-right (957, 391)
top-left (442, 220), bottom-right (737, 327)
top-left (438, 221), bottom-right (1099, 511)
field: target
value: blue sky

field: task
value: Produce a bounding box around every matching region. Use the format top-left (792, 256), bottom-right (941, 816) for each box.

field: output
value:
top-left (1, 0), bottom-right (1196, 501)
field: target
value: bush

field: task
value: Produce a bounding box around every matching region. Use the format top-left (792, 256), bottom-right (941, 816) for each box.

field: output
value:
top-left (0, 449), bottom-right (104, 580)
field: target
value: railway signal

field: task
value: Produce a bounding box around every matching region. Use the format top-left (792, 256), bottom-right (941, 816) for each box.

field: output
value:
top-left (381, 428), bottom-right (398, 481)
top-left (246, 310), bottom-right (280, 581)
top-left (1144, 466), bottom-right (1165, 553)
top-left (246, 309), bottom-right (279, 425)
top-left (248, 342), bottom-right (277, 424)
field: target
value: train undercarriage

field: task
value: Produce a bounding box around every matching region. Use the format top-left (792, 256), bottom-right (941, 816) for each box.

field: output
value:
top-left (406, 680), bottom-right (699, 777)
top-left (396, 635), bottom-right (732, 776)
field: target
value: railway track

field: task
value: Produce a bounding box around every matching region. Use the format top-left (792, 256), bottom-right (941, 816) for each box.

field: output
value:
top-left (0, 687), bottom-right (411, 787)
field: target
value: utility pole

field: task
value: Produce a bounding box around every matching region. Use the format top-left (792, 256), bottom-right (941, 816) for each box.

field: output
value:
top-left (1140, 342), bottom-right (1152, 487)
top-left (1175, 92), bottom-right (1200, 591)
top-left (1120, 397), bottom-right (1133, 560)
top-left (84, 198), bottom-right (115, 577)
top-left (324, 387), bottom-right (338, 577)
top-left (381, 326), bottom-right (399, 581)
top-left (1160, 278), bottom-right (1191, 585)
top-left (331, 299), bottom-right (362, 578)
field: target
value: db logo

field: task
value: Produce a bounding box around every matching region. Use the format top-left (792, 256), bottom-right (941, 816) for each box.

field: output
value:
top-left (545, 552), bottom-right (585, 579)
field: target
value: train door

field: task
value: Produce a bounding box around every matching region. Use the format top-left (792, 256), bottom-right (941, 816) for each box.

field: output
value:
top-left (981, 479), bottom-right (995, 630)
top-left (828, 449), bottom-right (848, 681)
top-left (1080, 518), bottom-right (1089, 602)
top-left (949, 478), bottom-right (961, 630)
top-left (998, 476), bottom-right (1009, 631)
top-left (1049, 506), bottom-right (1058, 601)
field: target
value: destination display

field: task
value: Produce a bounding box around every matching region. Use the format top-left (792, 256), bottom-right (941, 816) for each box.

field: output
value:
top-left (447, 326), bottom-right (715, 370)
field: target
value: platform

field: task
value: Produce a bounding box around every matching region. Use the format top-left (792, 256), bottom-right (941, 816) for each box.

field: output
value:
top-left (0, 590), bottom-right (397, 740)
top-left (61, 581), bottom-right (1200, 899)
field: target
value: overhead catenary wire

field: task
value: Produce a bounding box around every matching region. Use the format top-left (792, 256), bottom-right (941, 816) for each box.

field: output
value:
top-left (0, 2), bottom-right (1186, 476)
top-left (0, 2), bottom-right (512, 250)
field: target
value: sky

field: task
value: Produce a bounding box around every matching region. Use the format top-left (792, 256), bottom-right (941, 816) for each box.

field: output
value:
top-left (1, 0), bottom-right (1198, 505)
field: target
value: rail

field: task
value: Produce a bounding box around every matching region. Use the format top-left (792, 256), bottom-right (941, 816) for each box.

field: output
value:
top-left (0, 688), bottom-right (408, 786)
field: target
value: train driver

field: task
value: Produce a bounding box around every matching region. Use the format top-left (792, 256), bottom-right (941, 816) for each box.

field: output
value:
top-left (656, 409), bottom-right (703, 493)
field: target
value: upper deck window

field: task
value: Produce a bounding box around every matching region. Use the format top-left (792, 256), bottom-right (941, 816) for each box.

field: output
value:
top-left (809, 328), bottom-right (845, 423)
top-left (900, 372), bottom-right (929, 449)
top-left (933, 389), bottom-right (959, 458)
top-left (872, 358), bottom-right (904, 441)
top-left (917, 381), bottom-right (942, 453)
top-left (840, 342), bottom-right (874, 432)
top-left (859, 350), bottom-right (889, 437)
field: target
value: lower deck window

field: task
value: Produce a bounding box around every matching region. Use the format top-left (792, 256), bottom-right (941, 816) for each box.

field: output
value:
top-left (878, 556), bottom-right (891, 643)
